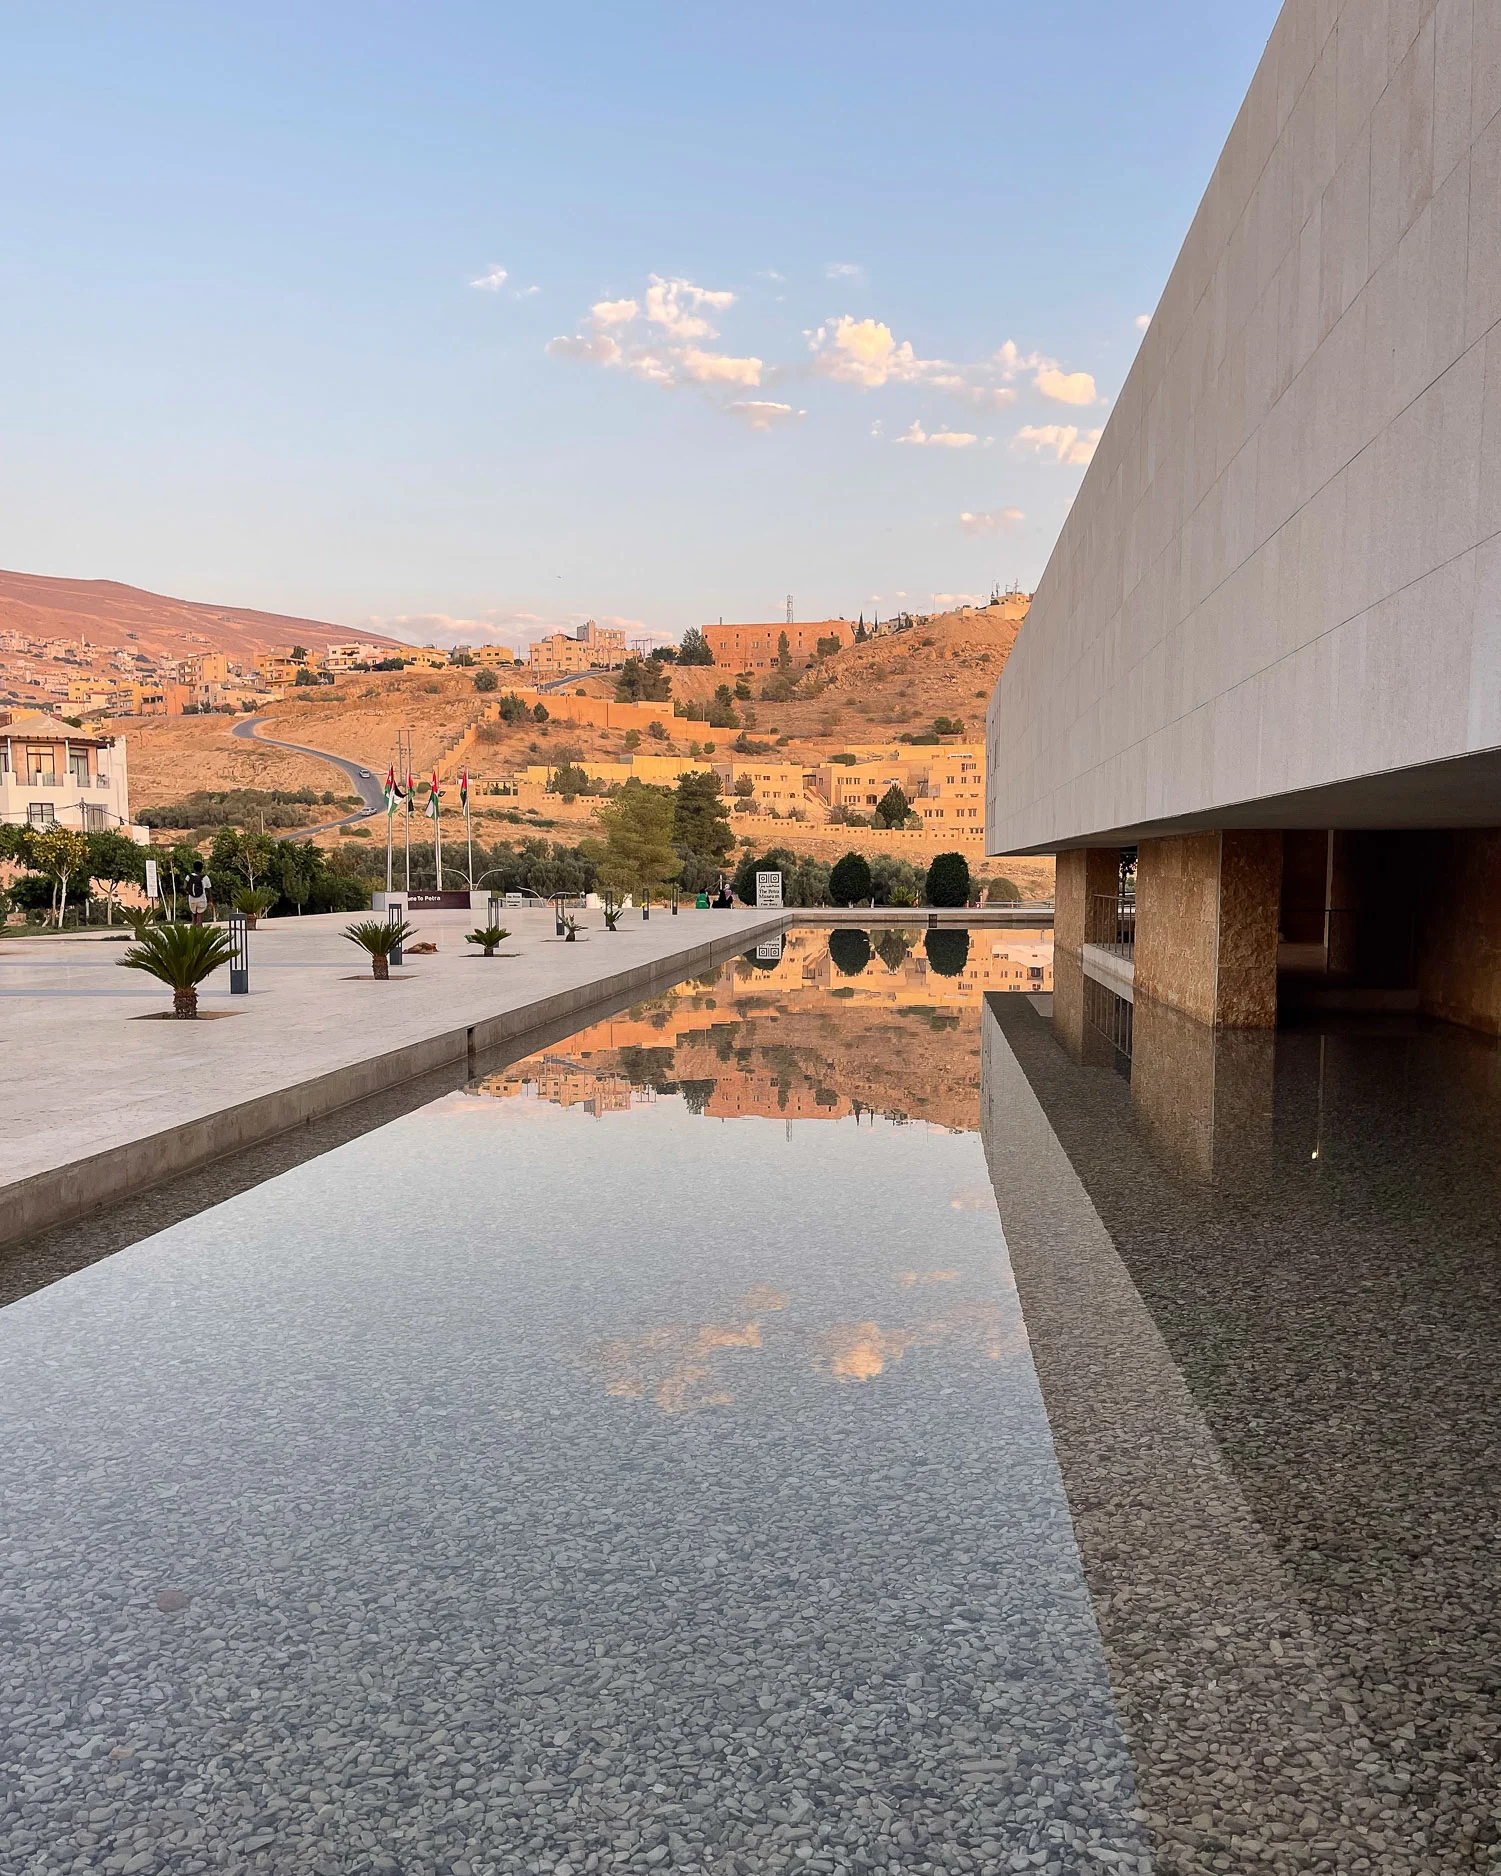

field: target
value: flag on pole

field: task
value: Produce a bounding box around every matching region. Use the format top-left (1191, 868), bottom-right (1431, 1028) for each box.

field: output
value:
top-left (383, 765), bottom-right (403, 814)
top-left (425, 769), bottom-right (441, 820)
top-left (459, 768), bottom-right (469, 811)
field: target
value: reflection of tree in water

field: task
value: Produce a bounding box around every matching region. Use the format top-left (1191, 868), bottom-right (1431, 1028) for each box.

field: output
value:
top-left (924, 928), bottom-right (970, 977)
top-left (613, 1046), bottom-right (678, 1092)
top-left (677, 1079), bottom-right (716, 1115)
top-left (829, 928), bottom-right (872, 976)
top-left (875, 928), bottom-right (913, 973)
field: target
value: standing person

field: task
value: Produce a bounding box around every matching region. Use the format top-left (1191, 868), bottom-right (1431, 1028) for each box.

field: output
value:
top-left (187, 862), bottom-right (212, 926)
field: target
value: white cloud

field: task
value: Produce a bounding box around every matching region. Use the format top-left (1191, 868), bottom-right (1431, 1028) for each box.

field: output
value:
top-left (1135, 313), bottom-right (1152, 331)
top-left (932, 593), bottom-right (987, 609)
top-left (1034, 366), bottom-right (1098, 406)
top-left (470, 265), bottom-right (509, 291)
top-left (590, 297), bottom-right (639, 325)
top-left (728, 400), bottom-right (806, 431)
top-left (546, 331), bottom-right (623, 366)
top-left (808, 316), bottom-right (950, 389)
top-left (643, 275), bottom-right (736, 339)
top-left (679, 348), bottom-right (763, 387)
top-left (1012, 423), bottom-right (1102, 467)
top-left (894, 420), bottom-right (977, 449)
top-left (959, 507), bottom-right (1026, 535)
top-left (824, 261), bottom-right (866, 282)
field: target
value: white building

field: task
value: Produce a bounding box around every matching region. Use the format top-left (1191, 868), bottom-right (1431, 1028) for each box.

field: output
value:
top-left (0, 710), bottom-right (148, 843)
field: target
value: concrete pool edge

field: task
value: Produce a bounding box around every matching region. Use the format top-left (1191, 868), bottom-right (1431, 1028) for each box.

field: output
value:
top-left (3, 916), bottom-right (789, 1249)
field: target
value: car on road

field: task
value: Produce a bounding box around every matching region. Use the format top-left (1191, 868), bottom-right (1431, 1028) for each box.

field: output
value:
top-left (358, 769), bottom-right (371, 777)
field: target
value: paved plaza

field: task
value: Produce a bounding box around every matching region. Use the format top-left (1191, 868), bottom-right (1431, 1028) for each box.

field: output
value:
top-left (0, 907), bottom-right (781, 1244)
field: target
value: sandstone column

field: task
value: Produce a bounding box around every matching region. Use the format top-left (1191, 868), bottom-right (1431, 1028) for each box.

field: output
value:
top-left (1054, 847), bottom-right (1120, 955)
top-left (1134, 831), bottom-right (1281, 1027)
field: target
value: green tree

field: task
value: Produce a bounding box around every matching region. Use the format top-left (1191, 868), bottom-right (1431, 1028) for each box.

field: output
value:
top-left (875, 929), bottom-right (911, 972)
top-left (925, 850), bottom-right (972, 907)
top-left (873, 784), bottom-right (911, 828)
top-left (532, 702), bottom-right (550, 723)
top-left (290, 645), bottom-right (308, 663)
top-left (829, 928), bottom-right (871, 976)
top-left (829, 850), bottom-right (872, 906)
top-left (596, 780), bottom-right (682, 900)
top-left (616, 657), bottom-right (671, 704)
top-left (677, 627), bottom-right (715, 666)
top-left (30, 827), bottom-right (90, 925)
top-left (86, 828), bottom-right (147, 924)
top-left (924, 928), bottom-right (971, 977)
top-left (870, 854), bottom-right (923, 907)
top-left (277, 842), bottom-right (318, 915)
top-left (673, 770), bottom-right (732, 861)
top-left (987, 875), bottom-right (1022, 903)
top-left (294, 666), bottom-right (319, 686)
top-left (474, 668), bottom-right (498, 692)
top-left (776, 631), bottom-right (791, 672)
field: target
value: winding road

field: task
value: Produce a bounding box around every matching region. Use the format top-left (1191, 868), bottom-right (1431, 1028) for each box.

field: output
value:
top-left (231, 717), bottom-right (382, 841)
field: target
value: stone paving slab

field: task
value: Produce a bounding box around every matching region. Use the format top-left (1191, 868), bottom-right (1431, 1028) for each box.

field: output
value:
top-left (1, 906), bottom-right (781, 1245)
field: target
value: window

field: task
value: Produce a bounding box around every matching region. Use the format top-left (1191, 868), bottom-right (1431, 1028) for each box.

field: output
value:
top-left (26, 801), bottom-right (56, 829)
top-left (69, 749), bottom-right (89, 785)
top-left (26, 748), bottom-right (56, 785)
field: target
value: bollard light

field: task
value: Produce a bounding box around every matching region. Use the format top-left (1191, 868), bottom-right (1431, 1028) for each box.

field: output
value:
top-left (228, 908), bottom-right (249, 995)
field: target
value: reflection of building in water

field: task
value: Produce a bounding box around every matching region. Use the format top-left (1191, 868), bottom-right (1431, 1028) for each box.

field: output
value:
top-left (981, 992), bottom-right (1501, 1869)
top-left (705, 1073), bottom-right (849, 1121)
top-left (471, 927), bottom-right (1052, 1128)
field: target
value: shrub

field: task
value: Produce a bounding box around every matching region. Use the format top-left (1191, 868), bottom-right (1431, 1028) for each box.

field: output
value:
top-left (344, 917), bottom-right (415, 980)
top-left (925, 850), bottom-right (971, 907)
top-left (987, 875), bottom-right (1022, 903)
top-left (474, 669), bottom-right (498, 692)
top-left (829, 851), bottom-right (872, 906)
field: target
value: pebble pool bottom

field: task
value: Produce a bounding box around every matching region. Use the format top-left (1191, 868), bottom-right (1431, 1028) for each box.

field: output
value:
top-left (1, 928), bottom-right (1495, 1875)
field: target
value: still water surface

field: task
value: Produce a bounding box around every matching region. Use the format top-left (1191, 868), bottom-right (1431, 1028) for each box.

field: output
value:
top-left (0, 928), bottom-right (1494, 1876)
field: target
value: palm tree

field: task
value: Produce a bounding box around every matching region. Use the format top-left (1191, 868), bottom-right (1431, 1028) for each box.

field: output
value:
top-left (464, 925), bottom-right (510, 958)
top-left (233, 886), bottom-right (277, 929)
top-left (118, 922), bottom-right (236, 1018)
top-left (344, 917), bottom-right (415, 979)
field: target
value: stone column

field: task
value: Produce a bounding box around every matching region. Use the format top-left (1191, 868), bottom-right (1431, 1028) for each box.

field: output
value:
top-left (1054, 846), bottom-right (1120, 954)
top-left (1135, 831), bottom-right (1281, 1028)
top-left (1415, 829), bottom-right (1501, 1035)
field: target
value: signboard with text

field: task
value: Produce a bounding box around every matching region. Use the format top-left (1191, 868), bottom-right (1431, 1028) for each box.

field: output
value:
top-left (755, 870), bottom-right (784, 910)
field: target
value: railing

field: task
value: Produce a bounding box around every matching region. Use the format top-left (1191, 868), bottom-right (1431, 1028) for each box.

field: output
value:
top-left (1088, 892), bottom-right (1136, 956)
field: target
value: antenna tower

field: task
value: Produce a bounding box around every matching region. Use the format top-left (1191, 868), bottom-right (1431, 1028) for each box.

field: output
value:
top-left (785, 594), bottom-right (794, 626)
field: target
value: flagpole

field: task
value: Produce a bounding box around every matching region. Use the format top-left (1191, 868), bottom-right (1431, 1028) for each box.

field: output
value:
top-left (430, 768), bottom-right (442, 891)
top-left (385, 760), bottom-right (394, 893)
top-left (403, 731), bottom-right (413, 893)
top-left (462, 768), bottom-right (473, 889)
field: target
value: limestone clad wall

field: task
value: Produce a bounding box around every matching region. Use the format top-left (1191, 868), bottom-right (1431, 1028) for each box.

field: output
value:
top-left (987, 0), bottom-right (1501, 853)
top-left (1054, 846), bottom-right (1120, 954)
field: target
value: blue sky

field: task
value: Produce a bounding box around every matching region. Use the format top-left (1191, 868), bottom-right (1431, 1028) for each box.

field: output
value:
top-left (0, 1), bottom-right (1282, 646)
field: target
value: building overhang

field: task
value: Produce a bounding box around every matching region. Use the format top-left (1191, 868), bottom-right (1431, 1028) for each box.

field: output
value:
top-left (989, 745), bottom-right (1501, 855)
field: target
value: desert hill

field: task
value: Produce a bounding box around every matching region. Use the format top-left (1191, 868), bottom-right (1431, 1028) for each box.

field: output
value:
top-left (0, 569), bottom-right (399, 663)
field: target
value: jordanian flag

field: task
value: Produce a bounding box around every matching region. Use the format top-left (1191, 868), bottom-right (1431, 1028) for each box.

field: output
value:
top-left (383, 765), bottom-right (404, 814)
top-left (424, 769), bottom-right (441, 820)
top-left (458, 768), bottom-right (469, 810)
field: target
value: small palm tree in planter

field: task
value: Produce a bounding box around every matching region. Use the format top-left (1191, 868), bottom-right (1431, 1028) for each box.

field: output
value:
top-left (234, 886), bottom-right (278, 930)
top-left (464, 925), bottom-right (511, 958)
top-left (344, 917), bottom-right (415, 979)
top-left (561, 914), bottom-right (581, 942)
top-left (602, 899), bottom-right (622, 932)
top-left (118, 922), bottom-right (237, 1018)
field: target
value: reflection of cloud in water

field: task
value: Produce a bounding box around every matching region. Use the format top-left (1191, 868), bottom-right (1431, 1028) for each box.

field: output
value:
top-left (895, 1269), bottom-right (960, 1287)
top-left (813, 1302), bottom-right (1023, 1383)
top-left (580, 1287), bottom-right (787, 1414)
top-left (949, 1190), bottom-right (997, 1212)
top-left (583, 1320), bottom-right (763, 1414)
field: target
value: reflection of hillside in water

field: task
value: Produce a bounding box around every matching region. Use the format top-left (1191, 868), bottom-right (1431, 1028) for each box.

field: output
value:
top-left (471, 926), bottom-right (1053, 1132)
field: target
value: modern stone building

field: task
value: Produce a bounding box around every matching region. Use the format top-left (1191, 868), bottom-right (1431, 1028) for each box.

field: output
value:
top-left (986, 0), bottom-right (1501, 1034)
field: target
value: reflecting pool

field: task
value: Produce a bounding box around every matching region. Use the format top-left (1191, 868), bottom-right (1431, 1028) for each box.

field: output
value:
top-left (0, 926), bottom-right (1495, 1876)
